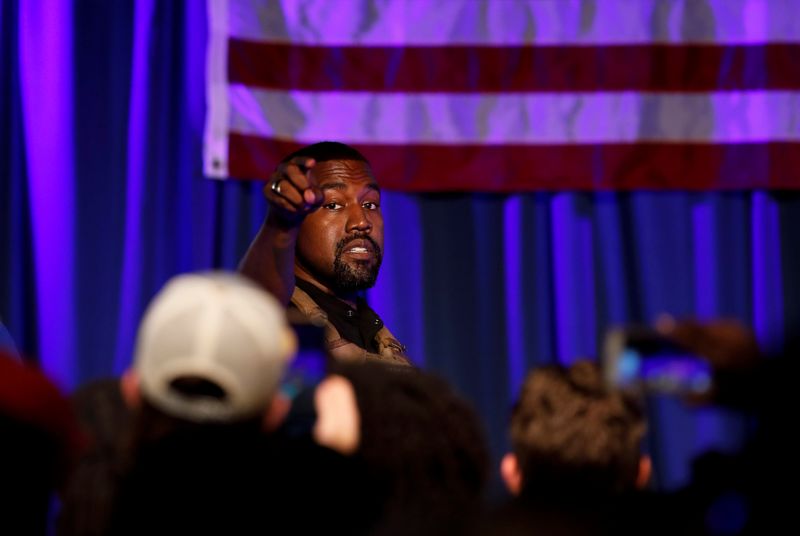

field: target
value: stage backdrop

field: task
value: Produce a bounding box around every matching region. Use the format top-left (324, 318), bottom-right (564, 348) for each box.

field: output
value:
top-left (2, 0), bottom-right (800, 491)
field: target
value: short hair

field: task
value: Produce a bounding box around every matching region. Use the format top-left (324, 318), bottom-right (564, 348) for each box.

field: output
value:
top-left (510, 360), bottom-right (646, 497)
top-left (333, 362), bottom-right (489, 535)
top-left (106, 411), bottom-right (275, 534)
top-left (281, 141), bottom-right (370, 165)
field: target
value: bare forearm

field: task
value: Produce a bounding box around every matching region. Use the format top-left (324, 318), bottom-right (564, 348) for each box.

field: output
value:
top-left (238, 214), bottom-right (299, 306)
top-left (240, 156), bottom-right (321, 305)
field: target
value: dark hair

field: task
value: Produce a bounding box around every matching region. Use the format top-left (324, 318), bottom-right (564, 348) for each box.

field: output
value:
top-left (281, 141), bottom-right (370, 165)
top-left (105, 400), bottom-right (272, 534)
top-left (57, 379), bottom-right (131, 536)
top-left (333, 362), bottom-right (490, 535)
top-left (510, 360), bottom-right (645, 498)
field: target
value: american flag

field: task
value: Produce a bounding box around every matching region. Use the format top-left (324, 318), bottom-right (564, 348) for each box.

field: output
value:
top-left (204, 0), bottom-right (800, 191)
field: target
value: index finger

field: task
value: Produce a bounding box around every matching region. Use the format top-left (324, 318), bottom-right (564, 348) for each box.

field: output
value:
top-left (290, 156), bottom-right (315, 172)
top-left (273, 157), bottom-right (313, 198)
top-left (286, 157), bottom-right (323, 207)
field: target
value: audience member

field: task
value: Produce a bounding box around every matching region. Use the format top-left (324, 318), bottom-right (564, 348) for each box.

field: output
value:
top-left (654, 318), bottom-right (798, 535)
top-left (503, 360), bottom-right (650, 498)
top-left (488, 360), bottom-right (651, 535)
top-left (328, 362), bottom-right (491, 535)
top-left (0, 352), bottom-right (85, 535)
top-left (59, 272), bottom-right (298, 534)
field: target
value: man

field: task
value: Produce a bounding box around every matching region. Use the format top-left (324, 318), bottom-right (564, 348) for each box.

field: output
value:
top-left (58, 271), bottom-right (384, 535)
top-left (330, 361), bottom-right (489, 535)
top-left (488, 360), bottom-right (652, 535)
top-left (501, 360), bottom-right (651, 499)
top-left (654, 317), bottom-right (797, 534)
top-left (58, 271), bottom-right (300, 535)
top-left (239, 142), bottom-right (410, 365)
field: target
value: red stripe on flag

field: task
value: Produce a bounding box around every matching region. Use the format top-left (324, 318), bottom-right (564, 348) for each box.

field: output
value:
top-left (228, 40), bottom-right (800, 93)
top-left (227, 134), bottom-right (800, 191)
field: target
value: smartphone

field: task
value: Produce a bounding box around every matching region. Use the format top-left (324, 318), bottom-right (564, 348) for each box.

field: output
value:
top-left (281, 321), bottom-right (330, 399)
top-left (277, 319), bottom-right (331, 439)
top-left (602, 326), bottom-right (713, 396)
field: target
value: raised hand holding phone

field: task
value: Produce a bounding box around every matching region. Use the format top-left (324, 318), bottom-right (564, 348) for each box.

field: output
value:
top-left (602, 325), bottom-right (714, 397)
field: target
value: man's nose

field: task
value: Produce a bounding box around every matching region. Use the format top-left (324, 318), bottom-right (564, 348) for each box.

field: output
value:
top-left (346, 205), bottom-right (372, 233)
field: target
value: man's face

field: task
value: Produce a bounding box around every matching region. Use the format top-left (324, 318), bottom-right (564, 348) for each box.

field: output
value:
top-left (296, 160), bottom-right (384, 295)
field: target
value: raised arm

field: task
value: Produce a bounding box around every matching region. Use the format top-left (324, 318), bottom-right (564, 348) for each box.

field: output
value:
top-left (238, 157), bottom-right (322, 305)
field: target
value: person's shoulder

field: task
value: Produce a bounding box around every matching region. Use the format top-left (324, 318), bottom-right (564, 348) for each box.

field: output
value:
top-left (72, 377), bottom-right (124, 406)
top-left (71, 377), bottom-right (131, 446)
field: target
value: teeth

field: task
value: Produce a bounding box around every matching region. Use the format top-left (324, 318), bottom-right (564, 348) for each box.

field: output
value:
top-left (349, 247), bottom-right (368, 253)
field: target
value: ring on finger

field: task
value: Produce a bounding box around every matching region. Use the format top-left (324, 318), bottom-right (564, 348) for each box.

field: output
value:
top-left (270, 179), bottom-right (283, 194)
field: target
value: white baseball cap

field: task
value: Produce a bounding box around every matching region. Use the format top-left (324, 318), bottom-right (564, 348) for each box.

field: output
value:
top-left (133, 272), bottom-right (296, 423)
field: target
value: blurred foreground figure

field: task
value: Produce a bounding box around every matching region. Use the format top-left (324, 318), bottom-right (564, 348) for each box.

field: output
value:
top-left (105, 272), bottom-right (298, 534)
top-left (59, 272), bottom-right (304, 534)
top-left (488, 360), bottom-right (651, 536)
top-left (654, 317), bottom-right (798, 535)
top-left (319, 362), bottom-right (491, 536)
top-left (502, 360), bottom-right (650, 498)
top-left (0, 352), bottom-right (85, 535)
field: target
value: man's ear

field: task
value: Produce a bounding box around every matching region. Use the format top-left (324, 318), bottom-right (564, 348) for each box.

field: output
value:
top-left (636, 455), bottom-right (652, 489)
top-left (500, 453), bottom-right (522, 496)
top-left (120, 369), bottom-right (141, 409)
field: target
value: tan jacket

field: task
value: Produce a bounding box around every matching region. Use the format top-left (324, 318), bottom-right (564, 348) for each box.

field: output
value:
top-left (290, 286), bottom-right (411, 366)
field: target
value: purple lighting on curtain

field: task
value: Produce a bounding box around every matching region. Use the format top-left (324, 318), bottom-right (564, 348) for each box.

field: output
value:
top-left (752, 192), bottom-right (784, 347)
top-left (114, 0), bottom-right (155, 374)
top-left (19, 0), bottom-right (75, 387)
top-left (503, 196), bottom-right (525, 397)
top-left (691, 197), bottom-right (728, 452)
top-left (367, 192), bottom-right (426, 366)
top-left (692, 197), bottom-right (717, 318)
top-left (551, 195), bottom-right (573, 364)
top-left (595, 195), bottom-right (630, 324)
top-left (551, 194), bottom-right (597, 365)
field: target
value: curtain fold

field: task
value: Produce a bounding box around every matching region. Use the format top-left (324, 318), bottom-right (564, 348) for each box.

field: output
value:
top-left (19, 0), bottom-right (77, 387)
top-left (0, 0), bottom-right (37, 359)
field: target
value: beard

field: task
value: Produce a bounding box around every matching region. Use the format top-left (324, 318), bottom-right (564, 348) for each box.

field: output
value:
top-left (331, 235), bottom-right (383, 293)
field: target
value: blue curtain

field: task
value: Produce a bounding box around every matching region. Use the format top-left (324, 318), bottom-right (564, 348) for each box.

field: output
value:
top-left (2, 0), bottom-right (799, 491)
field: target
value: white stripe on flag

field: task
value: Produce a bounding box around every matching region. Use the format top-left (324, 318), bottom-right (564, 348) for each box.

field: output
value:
top-left (228, 86), bottom-right (800, 145)
top-left (204, 0), bottom-right (231, 178)
top-left (228, 0), bottom-right (800, 45)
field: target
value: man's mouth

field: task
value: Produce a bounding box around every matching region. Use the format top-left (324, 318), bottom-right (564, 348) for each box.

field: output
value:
top-left (343, 243), bottom-right (373, 260)
top-left (332, 235), bottom-right (383, 291)
top-left (338, 237), bottom-right (379, 261)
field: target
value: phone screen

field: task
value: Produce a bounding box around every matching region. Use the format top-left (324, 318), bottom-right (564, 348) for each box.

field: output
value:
top-left (281, 322), bottom-right (329, 399)
top-left (604, 327), bottom-right (713, 396)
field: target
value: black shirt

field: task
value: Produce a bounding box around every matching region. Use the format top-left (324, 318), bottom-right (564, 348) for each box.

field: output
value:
top-left (294, 278), bottom-right (384, 354)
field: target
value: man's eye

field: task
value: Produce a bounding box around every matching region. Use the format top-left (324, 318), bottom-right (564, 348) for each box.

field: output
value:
top-left (324, 202), bottom-right (343, 210)
top-left (363, 201), bottom-right (379, 210)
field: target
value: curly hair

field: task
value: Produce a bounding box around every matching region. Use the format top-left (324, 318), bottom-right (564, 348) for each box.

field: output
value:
top-left (510, 360), bottom-right (645, 498)
top-left (332, 362), bottom-right (490, 535)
